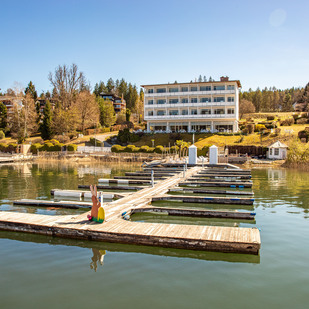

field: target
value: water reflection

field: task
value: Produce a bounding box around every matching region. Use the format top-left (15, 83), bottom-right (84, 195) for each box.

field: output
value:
top-left (90, 248), bottom-right (106, 272)
top-left (0, 231), bottom-right (260, 265)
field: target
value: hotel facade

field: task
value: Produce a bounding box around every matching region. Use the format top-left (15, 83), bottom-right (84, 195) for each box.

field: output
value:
top-left (142, 77), bottom-right (241, 133)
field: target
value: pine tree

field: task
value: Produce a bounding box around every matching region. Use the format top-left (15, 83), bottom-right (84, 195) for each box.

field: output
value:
top-left (0, 102), bottom-right (8, 131)
top-left (40, 100), bottom-right (53, 140)
top-left (198, 75), bottom-right (202, 82)
top-left (106, 78), bottom-right (115, 93)
top-left (25, 81), bottom-right (38, 101)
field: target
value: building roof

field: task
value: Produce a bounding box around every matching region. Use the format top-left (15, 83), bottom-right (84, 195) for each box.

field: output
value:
top-left (268, 141), bottom-right (288, 148)
top-left (141, 80), bottom-right (242, 88)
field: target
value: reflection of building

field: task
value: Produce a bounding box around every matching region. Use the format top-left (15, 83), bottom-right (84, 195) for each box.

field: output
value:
top-left (142, 76), bottom-right (241, 132)
top-left (267, 141), bottom-right (288, 160)
top-left (99, 93), bottom-right (126, 113)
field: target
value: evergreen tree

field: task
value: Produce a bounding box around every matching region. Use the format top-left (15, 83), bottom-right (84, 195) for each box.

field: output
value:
top-left (253, 88), bottom-right (263, 112)
top-left (106, 78), bottom-right (115, 93)
top-left (0, 102), bottom-right (8, 131)
top-left (282, 93), bottom-right (293, 111)
top-left (40, 100), bottom-right (53, 140)
top-left (97, 98), bottom-right (116, 127)
top-left (203, 76), bottom-right (207, 82)
top-left (25, 81), bottom-right (38, 101)
top-left (117, 78), bottom-right (128, 97)
top-left (198, 75), bottom-right (202, 82)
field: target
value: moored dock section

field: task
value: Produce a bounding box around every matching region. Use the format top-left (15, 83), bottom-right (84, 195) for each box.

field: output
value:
top-left (0, 161), bottom-right (261, 255)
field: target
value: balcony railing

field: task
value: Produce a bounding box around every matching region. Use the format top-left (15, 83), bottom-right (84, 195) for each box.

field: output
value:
top-left (144, 102), bottom-right (235, 108)
top-left (144, 114), bottom-right (236, 120)
top-left (145, 89), bottom-right (235, 97)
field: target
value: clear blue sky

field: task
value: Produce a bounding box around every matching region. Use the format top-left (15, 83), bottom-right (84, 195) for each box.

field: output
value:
top-left (1, 0), bottom-right (308, 93)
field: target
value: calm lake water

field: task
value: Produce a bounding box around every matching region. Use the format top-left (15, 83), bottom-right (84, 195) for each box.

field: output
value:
top-left (0, 162), bottom-right (308, 309)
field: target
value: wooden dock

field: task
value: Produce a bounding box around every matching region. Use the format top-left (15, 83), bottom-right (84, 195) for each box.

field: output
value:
top-left (0, 165), bottom-right (261, 255)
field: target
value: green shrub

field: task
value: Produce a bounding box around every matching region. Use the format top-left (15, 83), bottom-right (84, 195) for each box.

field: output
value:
top-left (7, 143), bottom-right (17, 153)
top-left (154, 145), bottom-right (164, 154)
top-left (170, 145), bottom-right (179, 153)
top-left (30, 143), bottom-right (43, 154)
top-left (0, 143), bottom-right (7, 152)
top-left (255, 124), bottom-right (267, 132)
top-left (0, 130), bottom-right (5, 139)
top-left (280, 118), bottom-right (294, 126)
top-left (101, 127), bottom-right (110, 133)
top-left (89, 137), bottom-right (103, 147)
top-left (51, 143), bottom-right (63, 151)
top-left (140, 145), bottom-right (150, 153)
top-left (296, 118), bottom-right (308, 124)
top-left (67, 144), bottom-right (77, 151)
top-left (42, 142), bottom-right (54, 151)
top-left (124, 145), bottom-right (137, 153)
top-left (246, 123), bottom-right (255, 134)
top-left (111, 145), bottom-right (125, 153)
top-left (267, 116), bottom-right (275, 121)
top-left (146, 147), bottom-right (155, 153)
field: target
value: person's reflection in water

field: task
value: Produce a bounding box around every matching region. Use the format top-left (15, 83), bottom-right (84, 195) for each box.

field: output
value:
top-left (90, 248), bottom-right (106, 272)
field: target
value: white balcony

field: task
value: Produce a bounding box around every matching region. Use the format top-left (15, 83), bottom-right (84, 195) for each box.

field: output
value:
top-left (145, 89), bottom-right (235, 97)
top-left (144, 114), bottom-right (236, 121)
top-left (144, 101), bottom-right (235, 109)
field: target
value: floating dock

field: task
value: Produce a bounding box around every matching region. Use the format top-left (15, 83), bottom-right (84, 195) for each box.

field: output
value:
top-left (0, 165), bottom-right (261, 255)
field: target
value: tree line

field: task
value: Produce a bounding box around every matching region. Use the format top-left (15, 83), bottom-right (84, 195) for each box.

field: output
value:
top-left (0, 63), bottom-right (144, 142)
top-left (240, 84), bottom-right (309, 113)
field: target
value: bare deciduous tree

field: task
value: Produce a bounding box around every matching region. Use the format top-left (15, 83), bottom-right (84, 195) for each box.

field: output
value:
top-left (239, 99), bottom-right (256, 119)
top-left (48, 63), bottom-right (87, 109)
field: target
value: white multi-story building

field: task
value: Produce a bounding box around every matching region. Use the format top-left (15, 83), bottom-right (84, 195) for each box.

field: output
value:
top-left (142, 76), bottom-right (241, 132)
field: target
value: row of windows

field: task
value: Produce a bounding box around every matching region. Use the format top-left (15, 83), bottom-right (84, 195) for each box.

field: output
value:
top-left (148, 108), bottom-right (235, 116)
top-left (147, 85), bottom-right (235, 94)
top-left (147, 97), bottom-right (234, 104)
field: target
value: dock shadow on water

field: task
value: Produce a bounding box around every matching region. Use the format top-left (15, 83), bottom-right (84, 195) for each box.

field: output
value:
top-left (0, 231), bottom-right (260, 265)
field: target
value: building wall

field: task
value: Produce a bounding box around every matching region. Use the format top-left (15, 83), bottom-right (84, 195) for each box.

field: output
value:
top-left (267, 148), bottom-right (287, 160)
top-left (143, 80), bottom-right (240, 132)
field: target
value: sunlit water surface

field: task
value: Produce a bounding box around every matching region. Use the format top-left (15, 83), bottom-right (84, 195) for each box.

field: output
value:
top-left (0, 162), bottom-right (308, 309)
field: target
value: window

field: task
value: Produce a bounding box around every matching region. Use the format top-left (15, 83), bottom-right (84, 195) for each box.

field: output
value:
top-left (214, 97), bottom-right (225, 102)
top-left (169, 99), bottom-right (178, 104)
top-left (148, 89), bottom-right (154, 94)
top-left (191, 98), bottom-right (197, 103)
top-left (201, 97), bottom-right (211, 102)
top-left (214, 109), bottom-right (224, 114)
top-left (227, 97), bottom-right (234, 102)
top-left (181, 110), bottom-right (188, 115)
top-left (200, 86), bottom-right (211, 91)
top-left (190, 86), bottom-right (198, 91)
top-left (227, 108), bottom-right (234, 114)
top-left (227, 85), bottom-right (235, 90)
top-left (270, 149), bottom-right (273, 155)
top-left (274, 148), bottom-right (279, 156)
top-left (148, 100), bottom-right (153, 105)
top-left (191, 109), bottom-right (197, 115)
top-left (214, 85), bottom-right (225, 91)
top-left (169, 110), bottom-right (179, 115)
top-left (157, 99), bottom-right (166, 104)
top-left (148, 111), bottom-right (153, 116)
top-left (201, 109), bottom-right (211, 114)
top-left (181, 87), bottom-right (188, 92)
top-left (181, 98), bottom-right (188, 103)
top-left (157, 110), bottom-right (166, 116)
top-left (156, 88), bottom-right (166, 93)
top-left (169, 87), bottom-right (179, 92)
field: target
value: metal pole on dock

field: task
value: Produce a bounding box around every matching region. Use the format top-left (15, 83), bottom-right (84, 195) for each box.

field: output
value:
top-left (202, 157), bottom-right (204, 168)
top-left (151, 169), bottom-right (154, 187)
top-left (185, 158), bottom-right (188, 171)
top-left (183, 165), bottom-right (186, 177)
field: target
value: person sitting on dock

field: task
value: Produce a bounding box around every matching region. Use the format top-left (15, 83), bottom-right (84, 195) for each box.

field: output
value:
top-left (87, 185), bottom-right (105, 223)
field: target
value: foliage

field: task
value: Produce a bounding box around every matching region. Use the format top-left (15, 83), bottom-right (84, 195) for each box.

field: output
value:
top-left (286, 139), bottom-right (309, 164)
top-left (154, 145), bottom-right (165, 154)
top-left (40, 100), bottom-right (53, 140)
top-left (25, 81), bottom-right (38, 101)
top-left (67, 144), bottom-right (78, 151)
top-left (89, 137), bottom-right (103, 147)
top-left (117, 128), bottom-right (141, 144)
top-left (139, 145), bottom-right (150, 152)
top-left (125, 108), bottom-right (131, 121)
top-left (0, 130), bottom-right (4, 139)
top-left (30, 143), bottom-right (43, 154)
top-left (280, 118), bottom-right (294, 126)
top-left (0, 102), bottom-right (8, 131)
top-left (124, 145), bottom-right (138, 153)
top-left (246, 123), bottom-right (255, 134)
top-left (73, 91), bottom-right (99, 133)
top-left (239, 99), bottom-right (256, 118)
top-left (267, 115), bottom-right (275, 120)
top-left (296, 118), bottom-right (308, 124)
top-left (97, 98), bottom-right (116, 127)
top-left (111, 145), bottom-right (125, 153)
top-left (255, 124), bottom-right (267, 132)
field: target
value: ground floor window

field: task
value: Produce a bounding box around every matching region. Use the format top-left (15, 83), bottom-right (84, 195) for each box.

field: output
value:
top-left (274, 148), bottom-right (279, 156)
top-left (215, 124), bottom-right (233, 132)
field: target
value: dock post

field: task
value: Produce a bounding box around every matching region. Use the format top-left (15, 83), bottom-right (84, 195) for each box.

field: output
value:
top-left (183, 165), bottom-right (186, 177)
top-left (185, 159), bottom-right (188, 171)
top-left (202, 157), bottom-right (204, 168)
top-left (151, 169), bottom-right (154, 187)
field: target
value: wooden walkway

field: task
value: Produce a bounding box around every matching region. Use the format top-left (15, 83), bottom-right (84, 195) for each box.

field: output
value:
top-left (0, 165), bottom-right (261, 255)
